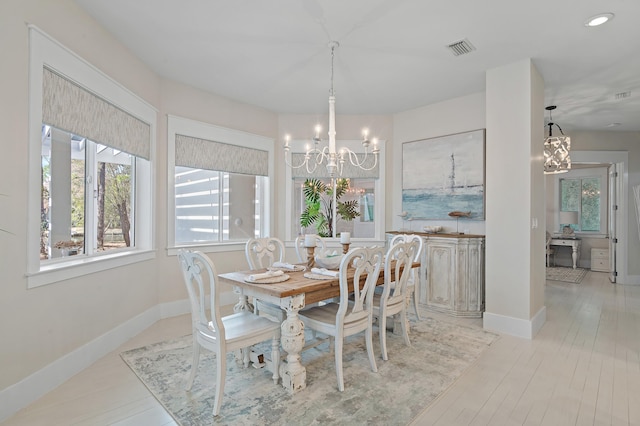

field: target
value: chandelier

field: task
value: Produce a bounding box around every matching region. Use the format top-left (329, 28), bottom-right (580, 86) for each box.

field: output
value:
top-left (543, 105), bottom-right (571, 174)
top-left (283, 41), bottom-right (379, 178)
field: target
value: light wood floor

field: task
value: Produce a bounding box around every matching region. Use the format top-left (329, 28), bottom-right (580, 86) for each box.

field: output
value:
top-left (5, 271), bottom-right (638, 425)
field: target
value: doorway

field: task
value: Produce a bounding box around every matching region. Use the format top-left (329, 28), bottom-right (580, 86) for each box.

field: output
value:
top-left (551, 151), bottom-right (628, 283)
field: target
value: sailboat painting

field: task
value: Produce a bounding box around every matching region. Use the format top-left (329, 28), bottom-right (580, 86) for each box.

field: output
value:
top-left (402, 129), bottom-right (485, 220)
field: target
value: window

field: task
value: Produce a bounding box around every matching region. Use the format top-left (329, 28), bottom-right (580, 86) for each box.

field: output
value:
top-left (292, 177), bottom-right (376, 238)
top-left (556, 167), bottom-right (607, 235)
top-left (175, 168), bottom-right (266, 243)
top-left (168, 116), bottom-right (274, 252)
top-left (284, 138), bottom-right (385, 242)
top-left (41, 126), bottom-right (141, 261)
top-left (28, 27), bottom-right (156, 287)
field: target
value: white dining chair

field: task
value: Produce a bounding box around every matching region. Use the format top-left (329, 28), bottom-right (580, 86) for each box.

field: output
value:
top-left (294, 234), bottom-right (326, 262)
top-left (298, 246), bottom-right (384, 391)
top-left (177, 250), bottom-right (280, 417)
top-left (245, 237), bottom-right (287, 321)
top-left (389, 233), bottom-right (424, 320)
top-left (373, 240), bottom-right (419, 360)
top-left (245, 237), bottom-right (286, 269)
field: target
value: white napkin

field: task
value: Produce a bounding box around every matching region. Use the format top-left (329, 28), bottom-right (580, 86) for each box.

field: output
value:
top-left (272, 261), bottom-right (298, 270)
top-left (248, 270), bottom-right (284, 281)
top-left (310, 267), bottom-right (339, 278)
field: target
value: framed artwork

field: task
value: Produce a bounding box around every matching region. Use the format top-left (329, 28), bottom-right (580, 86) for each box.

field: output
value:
top-left (402, 129), bottom-right (485, 220)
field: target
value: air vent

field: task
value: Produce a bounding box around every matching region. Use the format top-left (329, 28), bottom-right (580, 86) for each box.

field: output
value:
top-left (446, 39), bottom-right (476, 56)
top-left (615, 91), bottom-right (631, 100)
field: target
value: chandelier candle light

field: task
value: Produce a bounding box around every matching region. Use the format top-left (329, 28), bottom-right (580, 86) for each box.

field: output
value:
top-left (283, 41), bottom-right (379, 178)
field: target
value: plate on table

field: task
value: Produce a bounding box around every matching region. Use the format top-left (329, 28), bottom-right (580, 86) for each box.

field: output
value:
top-left (244, 274), bottom-right (290, 284)
top-left (268, 264), bottom-right (306, 272)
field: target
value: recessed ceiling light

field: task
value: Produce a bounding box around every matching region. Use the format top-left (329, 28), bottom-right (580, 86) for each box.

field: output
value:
top-left (585, 13), bottom-right (614, 27)
top-left (606, 123), bottom-right (621, 128)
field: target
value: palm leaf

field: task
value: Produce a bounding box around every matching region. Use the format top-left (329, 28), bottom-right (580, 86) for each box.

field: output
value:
top-left (337, 200), bottom-right (360, 221)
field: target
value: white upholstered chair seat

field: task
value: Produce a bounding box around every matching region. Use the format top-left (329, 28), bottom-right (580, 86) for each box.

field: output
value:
top-left (202, 312), bottom-right (280, 345)
top-left (298, 301), bottom-right (369, 333)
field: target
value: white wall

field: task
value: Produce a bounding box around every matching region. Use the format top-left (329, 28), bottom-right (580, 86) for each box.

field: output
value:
top-left (0, 0), bottom-right (160, 394)
top-left (484, 59), bottom-right (546, 338)
top-left (0, 0), bottom-right (279, 417)
top-left (391, 92), bottom-right (486, 234)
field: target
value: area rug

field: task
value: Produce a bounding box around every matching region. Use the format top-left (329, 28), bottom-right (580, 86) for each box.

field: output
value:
top-left (546, 266), bottom-right (588, 283)
top-left (121, 313), bottom-right (498, 426)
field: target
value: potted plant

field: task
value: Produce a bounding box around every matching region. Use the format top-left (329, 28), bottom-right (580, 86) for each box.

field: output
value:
top-left (300, 178), bottom-right (360, 237)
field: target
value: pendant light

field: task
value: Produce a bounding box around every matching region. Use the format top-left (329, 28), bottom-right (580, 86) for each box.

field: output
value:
top-left (543, 105), bottom-right (571, 174)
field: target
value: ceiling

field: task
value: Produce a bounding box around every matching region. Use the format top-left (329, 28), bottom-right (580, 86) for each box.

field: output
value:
top-left (74, 0), bottom-right (640, 132)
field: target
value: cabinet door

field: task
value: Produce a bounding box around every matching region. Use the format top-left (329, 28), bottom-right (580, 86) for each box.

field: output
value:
top-left (456, 241), bottom-right (484, 312)
top-left (426, 242), bottom-right (455, 309)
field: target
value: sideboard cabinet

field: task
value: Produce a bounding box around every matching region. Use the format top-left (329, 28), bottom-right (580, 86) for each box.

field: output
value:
top-left (386, 232), bottom-right (485, 318)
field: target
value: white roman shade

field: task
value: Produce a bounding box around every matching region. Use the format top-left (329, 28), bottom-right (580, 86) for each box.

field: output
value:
top-left (42, 67), bottom-right (151, 159)
top-left (175, 134), bottom-right (268, 176)
top-left (291, 153), bottom-right (379, 178)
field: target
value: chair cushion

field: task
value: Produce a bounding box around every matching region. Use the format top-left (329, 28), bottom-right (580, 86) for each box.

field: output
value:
top-left (204, 312), bottom-right (280, 344)
top-left (299, 302), bottom-right (340, 326)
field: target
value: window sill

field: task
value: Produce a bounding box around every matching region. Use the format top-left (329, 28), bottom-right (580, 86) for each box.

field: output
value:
top-left (167, 242), bottom-right (246, 256)
top-left (27, 249), bottom-right (156, 289)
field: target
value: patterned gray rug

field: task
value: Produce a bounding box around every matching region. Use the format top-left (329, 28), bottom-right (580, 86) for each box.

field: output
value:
top-left (121, 313), bottom-right (498, 426)
top-left (546, 266), bottom-right (588, 283)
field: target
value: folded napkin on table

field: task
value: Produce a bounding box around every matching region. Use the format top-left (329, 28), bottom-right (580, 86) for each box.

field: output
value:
top-left (271, 261), bottom-right (298, 270)
top-left (310, 267), bottom-right (339, 278)
top-left (248, 270), bottom-right (284, 281)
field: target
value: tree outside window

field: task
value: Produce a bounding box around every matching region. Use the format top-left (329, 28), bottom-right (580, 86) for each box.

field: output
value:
top-left (41, 126), bottom-right (135, 260)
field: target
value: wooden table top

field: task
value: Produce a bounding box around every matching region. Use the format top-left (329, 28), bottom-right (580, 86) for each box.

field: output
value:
top-left (218, 261), bottom-right (417, 306)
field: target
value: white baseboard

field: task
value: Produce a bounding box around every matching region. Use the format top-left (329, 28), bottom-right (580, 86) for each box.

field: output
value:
top-left (483, 305), bottom-right (546, 340)
top-left (621, 274), bottom-right (640, 285)
top-left (0, 290), bottom-right (236, 423)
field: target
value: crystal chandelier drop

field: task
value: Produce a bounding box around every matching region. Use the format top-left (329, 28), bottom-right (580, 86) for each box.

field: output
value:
top-left (543, 105), bottom-right (571, 174)
top-left (283, 41), bottom-right (379, 178)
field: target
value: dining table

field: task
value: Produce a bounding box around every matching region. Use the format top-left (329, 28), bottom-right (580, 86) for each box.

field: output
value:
top-left (217, 260), bottom-right (418, 394)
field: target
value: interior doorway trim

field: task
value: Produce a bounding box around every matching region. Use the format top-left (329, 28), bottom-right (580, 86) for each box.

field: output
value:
top-left (571, 150), bottom-right (629, 284)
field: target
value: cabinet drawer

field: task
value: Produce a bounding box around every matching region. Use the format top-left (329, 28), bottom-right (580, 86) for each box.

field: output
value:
top-left (591, 248), bottom-right (608, 259)
top-left (591, 257), bottom-right (609, 272)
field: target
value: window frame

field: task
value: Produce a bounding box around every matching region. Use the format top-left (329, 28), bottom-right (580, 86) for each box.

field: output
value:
top-left (167, 115), bottom-right (274, 255)
top-left (284, 138), bottom-right (386, 243)
top-left (27, 26), bottom-right (156, 288)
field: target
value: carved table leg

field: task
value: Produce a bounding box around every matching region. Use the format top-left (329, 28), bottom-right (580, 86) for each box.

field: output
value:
top-left (571, 245), bottom-right (578, 269)
top-left (233, 287), bottom-right (254, 313)
top-left (279, 294), bottom-right (307, 393)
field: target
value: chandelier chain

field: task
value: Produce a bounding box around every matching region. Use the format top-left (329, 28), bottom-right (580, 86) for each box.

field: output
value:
top-left (330, 44), bottom-right (335, 96)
